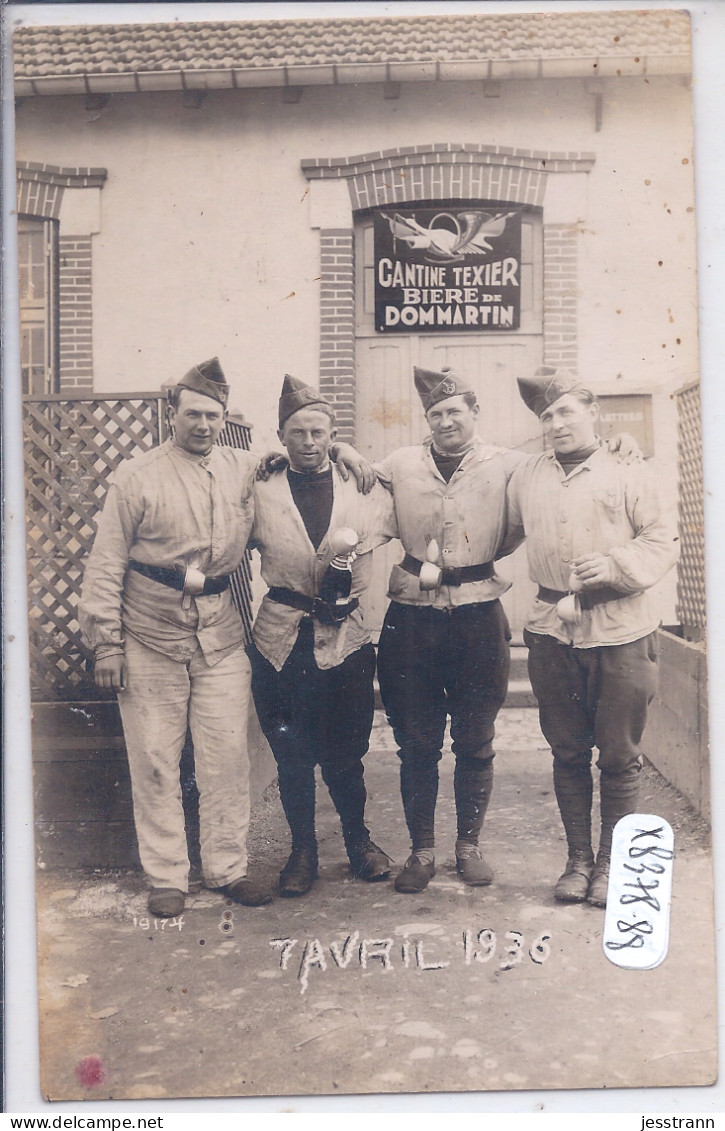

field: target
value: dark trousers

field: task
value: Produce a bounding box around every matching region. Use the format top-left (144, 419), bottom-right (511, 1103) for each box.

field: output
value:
top-left (525, 629), bottom-right (659, 856)
top-left (525, 630), bottom-right (658, 773)
top-left (249, 619), bottom-right (376, 855)
top-left (377, 599), bottom-right (511, 850)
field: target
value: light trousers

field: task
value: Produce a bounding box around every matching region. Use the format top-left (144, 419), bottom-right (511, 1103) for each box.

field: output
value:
top-left (118, 634), bottom-right (252, 891)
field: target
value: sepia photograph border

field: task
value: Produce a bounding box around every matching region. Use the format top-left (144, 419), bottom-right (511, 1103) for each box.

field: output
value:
top-left (3, 0), bottom-right (725, 1116)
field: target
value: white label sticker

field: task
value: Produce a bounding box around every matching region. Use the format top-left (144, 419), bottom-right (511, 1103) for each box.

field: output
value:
top-left (602, 813), bottom-right (674, 970)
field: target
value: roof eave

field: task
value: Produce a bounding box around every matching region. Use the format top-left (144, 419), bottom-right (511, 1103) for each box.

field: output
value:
top-left (14, 54), bottom-right (692, 98)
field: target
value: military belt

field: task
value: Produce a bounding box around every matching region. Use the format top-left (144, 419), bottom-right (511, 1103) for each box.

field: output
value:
top-left (536, 584), bottom-right (625, 610)
top-left (128, 560), bottom-right (230, 595)
top-left (266, 586), bottom-right (359, 624)
top-left (401, 554), bottom-right (494, 587)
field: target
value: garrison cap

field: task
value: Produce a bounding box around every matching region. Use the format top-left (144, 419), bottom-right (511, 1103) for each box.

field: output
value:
top-left (278, 373), bottom-right (331, 428)
top-left (414, 366), bottom-right (476, 413)
top-left (176, 357), bottom-right (229, 407)
top-left (517, 366), bottom-right (585, 417)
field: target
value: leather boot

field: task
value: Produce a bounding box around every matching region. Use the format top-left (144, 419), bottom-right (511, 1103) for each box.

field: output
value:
top-left (589, 763), bottom-right (640, 909)
top-left (454, 756), bottom-right (494, 885)
top-left (320, 757), bottom-right (368, 855)
top-left (598, 762), bottom-right (642, 858)
top-left (587, 853), bottom-right (611, 908)
top-left (455, 844), bottom-right (494, 886)
top-left (400, 756), bottom-right (439, 853)
top-left (346, 836), bottom-right (393, 882)
top-left (279, 846), bottom-right (319, 897)
top-left (555, 850), bottom-right (595, 902)
top-left (552, 759), bottom-right (594, 901)
top-left (148, 888), bottom-right (185, 918)
top-left (553, 758), bottom-right (593, 854)
top-left (277, 761), bottom-right (317, 861)
top-left (223, 876), bottom-right (273, 907)
top-left (395, 851), bottom-right (435, 894)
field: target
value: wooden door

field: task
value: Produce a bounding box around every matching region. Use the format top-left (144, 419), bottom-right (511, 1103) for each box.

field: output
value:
top-left (354, 214), bottom-right (544, 637)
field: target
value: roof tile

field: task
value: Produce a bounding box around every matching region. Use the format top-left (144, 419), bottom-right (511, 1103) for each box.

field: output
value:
top-left (13, 11), bottom-right (690, 81)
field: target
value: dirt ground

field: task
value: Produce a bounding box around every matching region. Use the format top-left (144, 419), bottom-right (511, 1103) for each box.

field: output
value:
top-left (35, 708), bottom-right (716, 1103)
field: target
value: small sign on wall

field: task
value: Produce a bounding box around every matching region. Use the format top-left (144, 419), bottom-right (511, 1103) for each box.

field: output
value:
top-left (374, 207), bottom-right (522, 333)
top-left (597, 394), bottom-right (654, 457)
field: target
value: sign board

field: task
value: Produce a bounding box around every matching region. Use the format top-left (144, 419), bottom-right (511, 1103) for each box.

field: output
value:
top-left (374, 207), bottom-right (522, 333)
top-left (597, 394), bottom-right (654, 457)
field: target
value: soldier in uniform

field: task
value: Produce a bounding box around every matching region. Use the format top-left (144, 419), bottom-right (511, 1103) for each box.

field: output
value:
top-left (248, 375), bottom-right (393, 897)
top-left (507, 368), bottom-right (679, 906)
top-left (376, 366), bottom-right (525, 894)
top-left (79, 359), bottom-right (272, 918)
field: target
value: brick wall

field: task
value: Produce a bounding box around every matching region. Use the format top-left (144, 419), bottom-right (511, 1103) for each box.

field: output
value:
top-left (305, 145), bottom-right (593, 431)
top-left (59, 236), bottom-right (94, 392)
top-left (543, 224), bottom-right (579, 369)
top-left (319, 230), bottom-right (356, 441)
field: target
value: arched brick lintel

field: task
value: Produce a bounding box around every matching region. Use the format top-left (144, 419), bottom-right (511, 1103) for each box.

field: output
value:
top-left (350, 160), bottom-right (546, 211)
top-left (302, 144), bottom-right (595, 210)
top-left (17, 162), bottom-right (107, 219)
top-left (305, 146), bottom-right (595, 440)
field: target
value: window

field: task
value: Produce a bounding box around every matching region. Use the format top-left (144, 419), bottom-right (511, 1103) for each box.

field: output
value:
top-left (18, 217), bottom-right (59, 395)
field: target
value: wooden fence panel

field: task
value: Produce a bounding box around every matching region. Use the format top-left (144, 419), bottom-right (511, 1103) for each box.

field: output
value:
top-left (23, 393), bottom-right (254, 701)
top-left (676, 382), bottom-right (706, 640)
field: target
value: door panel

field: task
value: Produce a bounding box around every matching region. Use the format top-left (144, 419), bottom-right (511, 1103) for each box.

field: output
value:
top-left (356, 338), bottom-right (427, 458)
top-left (354, 214), bottom-right (543, 637)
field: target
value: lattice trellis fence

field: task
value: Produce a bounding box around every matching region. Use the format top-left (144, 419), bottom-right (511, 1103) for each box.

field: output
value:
top-left (23, 393), bottom-right (254, 701)
top-left (676, 381), bottom-right (706, 640)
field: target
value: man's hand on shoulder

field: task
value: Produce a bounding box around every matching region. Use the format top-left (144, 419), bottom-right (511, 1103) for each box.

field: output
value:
top-left (331, 442), bottom-right (376, 494)
top-left (607, 431), bottom-right (644, 464)
top-left (256, 451), bottom-right (289, 481)
top-left (94, 654), bottom-right (127, 693)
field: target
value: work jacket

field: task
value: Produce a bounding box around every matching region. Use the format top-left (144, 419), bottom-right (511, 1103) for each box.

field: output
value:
top-left (378, 437), bottom-right (525, 610)
top-left (505, 445), bottom-right (679, 647)
top-left (250, 468), bottom-right (394, 671)
top-left (79, 439), bottom-right (255, 666)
